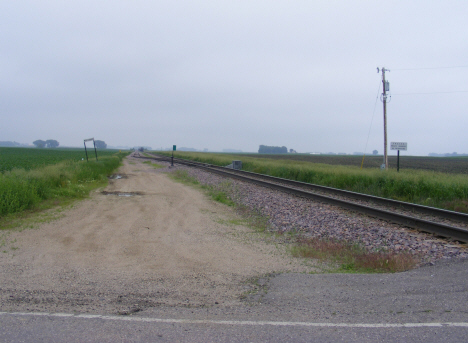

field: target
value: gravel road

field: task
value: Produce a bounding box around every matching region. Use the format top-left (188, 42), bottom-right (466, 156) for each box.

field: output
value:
top-left (0, 155), bottom-right (315, 315)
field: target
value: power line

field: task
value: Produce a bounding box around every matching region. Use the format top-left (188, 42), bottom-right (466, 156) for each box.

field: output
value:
top-left (393, 90), bottom-right (468, 95)
top-left (393, 66), bottom-right (468, 71)
top-left (364, 81), bottom-right (381, 152)
top-left (360, 81), bottom-right (381, 169)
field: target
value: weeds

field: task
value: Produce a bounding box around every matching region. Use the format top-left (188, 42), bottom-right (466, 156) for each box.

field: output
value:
top-left (236, 206), bottom-right (270, 233)
top-left (169, 170), bottom-right (200, 185)
top-left (291, 236), bottom-right (418, 273)
top-left (204, 186), bottom-right (235, 206)
top-left (169, 170), bottom-right (235, 206)
top-left (444, 200), bottom-right (468, 213)
top-left (202, 182), bottom-right (236, 207)
top-left (240, 274), bottom-right (272, 303)
top-left (142, 161), bottom-right (165, 169)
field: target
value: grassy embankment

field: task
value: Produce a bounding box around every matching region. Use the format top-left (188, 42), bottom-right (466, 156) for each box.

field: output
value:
top-left (0, 151), bottom-right (129, 220)
top-left (158, 151), bottom-right (468, 213)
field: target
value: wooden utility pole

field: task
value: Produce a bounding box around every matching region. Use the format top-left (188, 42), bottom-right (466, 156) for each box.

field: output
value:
top-left (380, 67), bottom-right (389, 170)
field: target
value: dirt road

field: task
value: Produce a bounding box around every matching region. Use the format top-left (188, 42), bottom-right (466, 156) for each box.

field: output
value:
top-left (0, 155), bottom-right (313, 314)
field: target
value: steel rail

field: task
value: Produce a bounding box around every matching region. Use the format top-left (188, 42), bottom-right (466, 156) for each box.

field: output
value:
top-left (227, 171), bottom-right (468, 222)
top-left (139, 154), bottom-right (468, 243)
top-left (186, 160), bottom-right (468, 223)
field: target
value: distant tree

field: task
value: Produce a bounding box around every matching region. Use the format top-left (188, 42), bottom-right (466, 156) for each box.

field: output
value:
top-left (33, 139), bottom-right (46, 148)
top-left (94, 140), bottom-right (107, 149)
top-left (372, 150), bottom-right (378, 155)
top-left (138, 147), bottom-right (144, 152)
top-left (45, 139), bottom-right (59, 148)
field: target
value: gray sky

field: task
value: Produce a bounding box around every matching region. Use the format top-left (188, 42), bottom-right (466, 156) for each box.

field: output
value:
top-left (1, 1), bottom-right (467, 155)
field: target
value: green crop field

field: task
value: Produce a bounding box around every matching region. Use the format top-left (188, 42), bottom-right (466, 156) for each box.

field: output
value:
top-left (240, 154), bottom-right (468, 174)
top-left (0, 147), bottom-right (120, 173)
top-left (156, 151), bottom-right (468, 213)
top-left (0, 147), bottom-right (129, 218)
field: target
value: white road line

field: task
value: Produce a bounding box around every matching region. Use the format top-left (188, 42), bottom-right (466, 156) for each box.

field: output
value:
top-left (1, 311), bottom-right (468, 328)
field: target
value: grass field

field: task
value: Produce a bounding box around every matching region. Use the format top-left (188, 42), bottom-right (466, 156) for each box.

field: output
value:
top-left (0, 147), bottom-right (120, 173)
top-left (0, 148), bottom-right (129, 218)
top-left (156, 151), bottom-right (468, 213)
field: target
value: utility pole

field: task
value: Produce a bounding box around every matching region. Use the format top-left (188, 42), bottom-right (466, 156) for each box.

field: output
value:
top-left (378, 67), bottom-right (390, 170)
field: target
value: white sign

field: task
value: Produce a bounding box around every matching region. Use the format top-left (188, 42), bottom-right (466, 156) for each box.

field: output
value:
top-left (390, 142), bottom-right (407, 151)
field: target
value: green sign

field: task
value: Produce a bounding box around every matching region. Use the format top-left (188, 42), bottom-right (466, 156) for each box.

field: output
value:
top-left (173, 145), bottom-right (176, 151)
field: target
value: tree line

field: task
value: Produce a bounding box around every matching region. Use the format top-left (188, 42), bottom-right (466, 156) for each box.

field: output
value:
top-left (32, 140), bottom-right (107, 149)
top-left (258, 145), bottom-right (288, 154)
top-left (33, 139), bottom-right (59, 148)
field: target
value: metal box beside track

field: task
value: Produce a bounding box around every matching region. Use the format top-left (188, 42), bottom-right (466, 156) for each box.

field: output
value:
top-left (226, 160), bottom-right (242, 170)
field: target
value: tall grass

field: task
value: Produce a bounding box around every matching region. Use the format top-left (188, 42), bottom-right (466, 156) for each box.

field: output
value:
top-left (0, 152), bottom-right (128, 217)
top-left (156, 151), bottom-right (468, 212)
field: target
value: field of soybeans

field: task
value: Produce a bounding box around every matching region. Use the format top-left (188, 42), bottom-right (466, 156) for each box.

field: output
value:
top-left (158, 151), bottom-right (468, 213)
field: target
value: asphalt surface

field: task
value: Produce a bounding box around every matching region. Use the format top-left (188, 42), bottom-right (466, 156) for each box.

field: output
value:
top-left (1, 314), bottom-right (467, 343)
top-left (1, 257), bottom-right (468, 342)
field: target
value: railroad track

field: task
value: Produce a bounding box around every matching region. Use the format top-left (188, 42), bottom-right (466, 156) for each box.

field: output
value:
top-left (136, 153), bottom-right (468, 243)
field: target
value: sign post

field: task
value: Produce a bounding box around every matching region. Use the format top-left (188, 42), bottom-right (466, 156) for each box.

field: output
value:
top-left (390, 142), bottom-right (407, 172)
top-left (172, 145), bottom-right (176, 167)
top-left (83, 138), bottom-right (98, 162)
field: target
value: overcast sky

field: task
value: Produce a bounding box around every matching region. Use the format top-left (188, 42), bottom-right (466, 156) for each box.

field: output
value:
top-left (1, 1), bottom-right (467, 155)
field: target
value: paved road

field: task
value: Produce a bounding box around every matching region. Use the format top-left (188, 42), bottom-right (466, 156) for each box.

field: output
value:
top-left (1, 313), bottom-right (467, 343)
top-left (1, 258), bottom-right (467, 342)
